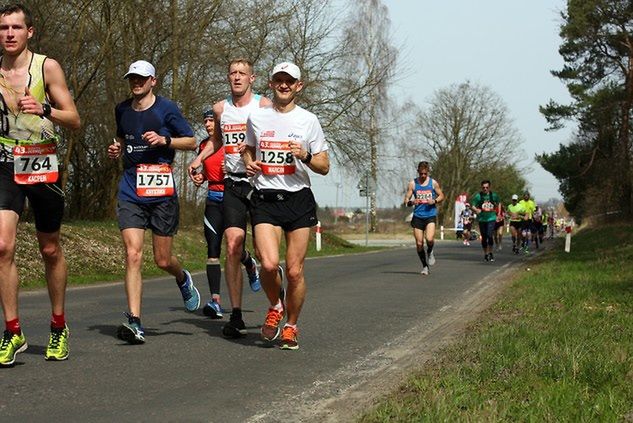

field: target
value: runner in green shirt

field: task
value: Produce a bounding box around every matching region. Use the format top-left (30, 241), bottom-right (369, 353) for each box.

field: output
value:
top-left (470, 180), bottom-right (501, 262)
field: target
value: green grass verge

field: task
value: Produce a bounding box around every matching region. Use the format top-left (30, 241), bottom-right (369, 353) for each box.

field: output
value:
top-left (15, 220), bottom-right (379, 288)
top-left (359, 223), bottom-right (633, 422)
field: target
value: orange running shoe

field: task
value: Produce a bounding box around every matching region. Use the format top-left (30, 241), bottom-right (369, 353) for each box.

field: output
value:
top-left (280, 325), bottom-right (298, 350)
top-left (261, 308), bottom-right (284, 341)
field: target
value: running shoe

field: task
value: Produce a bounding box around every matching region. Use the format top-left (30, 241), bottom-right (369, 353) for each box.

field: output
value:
top-left (203, 299), bottom-right (223, 319)
top-left (261, 308), bottom-right (284, 342)
top-left (117, 313), bottom-right (145, 344)
top-left (484, 253), bottom-right (490, 262)
top-left (421, 266), bottom-right (430, 275)
top-left (179, 269), bottom-right (200, 312)
top-left (45, 325), bottom-right (70, 361)
top-left (489, 253), bottom-right (495, 262)
top-left (465, 241), bottom-right (470, 246)
top-left (0, 330), bottom-right (27, 367)
top-left (222, 314), bottom-right (247, 338)
top-left (279, 325), bottom-right (299, 350)
top-left (427, 251), bottom-right (436, 266)
top-left (246, 256), bottom-right (261, 292)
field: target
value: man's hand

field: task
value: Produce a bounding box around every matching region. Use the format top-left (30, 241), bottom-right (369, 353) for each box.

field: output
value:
top-left (142, 131), bottom-right (168, 147)
top-left (246, 160), bottom-right (262, 177)
top-left (18, 87), bottom-right (45, 116)
top-left (108, 138), bottom-right (121, 159)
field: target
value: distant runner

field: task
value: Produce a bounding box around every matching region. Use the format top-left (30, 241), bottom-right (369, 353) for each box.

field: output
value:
top-left (470, 180), bottom-right (500, 262)
top-left (403, 161), bottom-right (445, 275)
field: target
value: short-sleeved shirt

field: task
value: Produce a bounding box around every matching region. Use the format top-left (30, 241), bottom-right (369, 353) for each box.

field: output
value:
top-left (471, 191), bottom-right (500, 222)
top-left (115, 96), bottom-right (193, 204)
top-left (519, 199), bottom-right (536, 219)
top-left (246, 105), bottom-right (328, 192)
top-left (507, 203), bottom-right (525, 222)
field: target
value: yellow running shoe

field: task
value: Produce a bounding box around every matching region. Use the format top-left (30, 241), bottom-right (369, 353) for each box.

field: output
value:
top-left (45, 325), bottom-right (70, 361)
top-left (0, 330), bottom-right (28, 366)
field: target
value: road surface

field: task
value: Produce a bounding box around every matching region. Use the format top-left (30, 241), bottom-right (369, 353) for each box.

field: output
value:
top-left (1, 239), bottom-right (538, 422)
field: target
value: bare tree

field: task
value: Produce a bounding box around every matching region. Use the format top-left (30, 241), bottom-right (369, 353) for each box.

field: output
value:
top-left (328, 0), bottom-right (398, 231)
top-left (406, 82), bottom-right (523, 224)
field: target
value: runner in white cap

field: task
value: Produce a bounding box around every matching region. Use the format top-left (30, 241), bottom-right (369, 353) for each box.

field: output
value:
top-left (243, 61), bottom-right (330, 350)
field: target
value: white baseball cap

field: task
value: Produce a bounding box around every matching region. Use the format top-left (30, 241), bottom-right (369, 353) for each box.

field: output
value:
top-left (124, 60), bottom-right (156, 79)
top-left (511, 194), bottom-right (519, 200)
top-left (271, 62), bottom-right (301, 80)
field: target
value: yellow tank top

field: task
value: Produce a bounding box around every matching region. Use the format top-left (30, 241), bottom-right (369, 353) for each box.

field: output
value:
top-left (0, 53), bottom-right (57, 161)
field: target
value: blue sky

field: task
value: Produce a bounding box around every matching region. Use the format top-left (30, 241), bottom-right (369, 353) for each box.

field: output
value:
top-left (311, 0), bottom-right (573, 208)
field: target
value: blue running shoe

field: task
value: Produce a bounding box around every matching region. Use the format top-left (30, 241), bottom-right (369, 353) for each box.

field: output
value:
top-left (203, 299), bottom-right (223, 319)
top-left (117, 313), bottom-right (145, 344)
top-left (247, 256), bottom-right (261, 292)
top-left (179, 269), bottom-right (200, 312)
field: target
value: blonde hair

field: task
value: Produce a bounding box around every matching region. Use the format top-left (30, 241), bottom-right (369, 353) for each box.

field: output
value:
top-left (228, 58), bottom-right (254, 74)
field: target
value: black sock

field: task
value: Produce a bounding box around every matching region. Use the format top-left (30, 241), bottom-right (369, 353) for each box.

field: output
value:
top-left (231, 308), bottom-right (242, 320)
top-left (417, 249), bottom-right (427, 267)
top-left (206, 262), bottom-right (221, 297)
top-left (427, 242), bottom-right (434, 255)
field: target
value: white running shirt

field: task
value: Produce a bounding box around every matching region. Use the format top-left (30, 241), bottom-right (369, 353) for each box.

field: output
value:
top-left (246, 105), bottom-right (328, 192)
top-left (221, 94), bottom-right (262, 180)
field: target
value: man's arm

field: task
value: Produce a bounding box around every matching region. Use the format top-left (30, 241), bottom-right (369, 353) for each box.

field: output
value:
top-left (43, 58), bottom-right (80, 129)
top-left (403, 180), bottom-right (414, 206)
top-left (432, 180), bottom-right (445, 204)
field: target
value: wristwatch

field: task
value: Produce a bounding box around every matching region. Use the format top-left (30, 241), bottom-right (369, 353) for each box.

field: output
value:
top-left (41, 103), bottom-right (52, 117)
top-left (301, 151), bottom-right (312, 164)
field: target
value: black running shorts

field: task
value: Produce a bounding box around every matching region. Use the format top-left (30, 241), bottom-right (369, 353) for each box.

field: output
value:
top-left (410, 215), bottom-right (437, 231)
top-left (223, 178), bottom-right (253, 231)
top-left (117, 196), bottom-right (179, 236)
top-left (250, 187), bottom-right (317, 231)
top-left (0, 162), bottom-right (64, 233)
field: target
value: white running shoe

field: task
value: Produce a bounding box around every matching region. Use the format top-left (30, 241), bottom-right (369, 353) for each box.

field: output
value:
top-left (421, 266), bottom-right (429, 275)
top-left (427, 251), bottom-right (436, 266)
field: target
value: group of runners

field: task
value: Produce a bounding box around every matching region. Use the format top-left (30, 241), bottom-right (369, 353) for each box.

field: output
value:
top-left (0, 4), bottom-right (329, 367)
top-left (404, 165), bottom-right (555, 274)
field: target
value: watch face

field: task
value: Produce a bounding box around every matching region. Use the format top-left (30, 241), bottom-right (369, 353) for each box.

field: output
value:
top-left (42, 104), bottom-right (51, 116)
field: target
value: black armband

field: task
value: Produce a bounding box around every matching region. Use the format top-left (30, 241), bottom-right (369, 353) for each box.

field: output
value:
top-left (164, 136), bottom-right (172, 147)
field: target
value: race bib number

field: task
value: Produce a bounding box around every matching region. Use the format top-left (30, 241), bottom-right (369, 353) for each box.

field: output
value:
top-left (136, 164), bottom-right (174, 197)
top-left (13, 143), bottom-right (59, 184)
top-left (259, 139), bottom-right (295, 175)
top-left (481, 200), bottom-right (494, 212)
top-left (223, 124), bottom-right (246, 154)
top-left (415, 189), bottom-right (433, 204)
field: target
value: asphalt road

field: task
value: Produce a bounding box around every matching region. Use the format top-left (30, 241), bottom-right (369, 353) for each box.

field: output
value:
top-left (1, 239), bottom-right (536, 422)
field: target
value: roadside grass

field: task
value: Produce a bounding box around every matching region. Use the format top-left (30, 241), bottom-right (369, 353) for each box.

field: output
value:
top-left (15, 220), bottom-right (377, 289)
top-left (359, 223), bottom-right (633, 422)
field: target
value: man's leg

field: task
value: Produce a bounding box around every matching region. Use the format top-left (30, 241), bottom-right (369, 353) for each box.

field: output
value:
top-left (224, 227), bottom-right (246, 310)
top-left (37, 229), bottom-right (67, 317)
top-left (254, 223), bottom-right (283, 306)
top-left (0, 211), bottom-right (19, 323)
top-left (283, 227), bottom-right (311, 326)
top-left (152, 232), bottom-right (200, 312)
top-left (425, 222), bottom-right (436, 265)
top-left (121, 228), bottom-right (146, 318)
top-left (255, 223), bottom-right (284, 341)
top-left (413, 226), bottom-right (428, 272)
